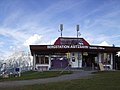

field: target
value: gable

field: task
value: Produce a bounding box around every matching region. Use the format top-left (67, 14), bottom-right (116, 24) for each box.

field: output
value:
top-left (54, 37), bottom-right (89, 46)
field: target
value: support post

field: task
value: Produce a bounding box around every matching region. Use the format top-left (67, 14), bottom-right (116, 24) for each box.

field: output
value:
top-left (111, 53), bottom-right (113, 69)
top-left (98, 53), bottom-right (101, 63)
top-left (33, 53), bottom-right (36, 70)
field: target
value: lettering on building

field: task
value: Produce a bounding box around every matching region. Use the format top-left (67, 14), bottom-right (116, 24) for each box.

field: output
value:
top-left (47, 45), bottom-right (105, 50)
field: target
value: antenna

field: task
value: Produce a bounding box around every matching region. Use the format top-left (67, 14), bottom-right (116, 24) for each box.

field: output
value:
top-left (76, 25), bottom-right (81, 38)
top-left (76, 25), bottom-right (79, 38)
top-left (58, 24), bottom-right (63, 37)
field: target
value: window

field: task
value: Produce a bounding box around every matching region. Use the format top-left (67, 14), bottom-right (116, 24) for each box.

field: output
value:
top-left (36, 56), bottom-right (39, 64)
top-left (45, 57), bottom-right (49, 64)
top-left (72, 53), bottom-right (75, 56)
top-left (37, 56), bottom-right (49, 64)
top-left (72, 57), bottom-right (75, 62)
top-left (101, 53), bottom-right (111, 64)
top-left (40, 56), bottom-right (44, 64)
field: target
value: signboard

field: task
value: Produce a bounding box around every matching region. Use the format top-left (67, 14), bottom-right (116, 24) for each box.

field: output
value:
top-left (47, 45), bottom-right (105, 50)
top-left (60, 38), bottom-right (84, 45)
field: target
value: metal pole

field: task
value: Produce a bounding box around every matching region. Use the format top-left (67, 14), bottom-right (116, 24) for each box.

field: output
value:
top-left (60, 24), bottom-right (63, 37)
top-left (76, 25), bottom-right (79, 38)
top-left (76, 25), bottom-right (80, 68)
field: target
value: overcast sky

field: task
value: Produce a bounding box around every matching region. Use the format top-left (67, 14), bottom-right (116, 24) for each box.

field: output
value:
top-left (0, 0), bottom-right (120, 57)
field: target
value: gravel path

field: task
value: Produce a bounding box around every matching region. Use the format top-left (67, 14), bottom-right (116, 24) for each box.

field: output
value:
top-left (0, 71), bottom-right (94, 87)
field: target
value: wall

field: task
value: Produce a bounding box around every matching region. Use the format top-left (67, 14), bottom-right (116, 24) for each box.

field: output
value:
top-left (70, 52), bottom-right (82, 68)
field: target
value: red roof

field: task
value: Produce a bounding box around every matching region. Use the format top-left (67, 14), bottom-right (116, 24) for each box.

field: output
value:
top-left (54, 37), bottom-right (89, 46)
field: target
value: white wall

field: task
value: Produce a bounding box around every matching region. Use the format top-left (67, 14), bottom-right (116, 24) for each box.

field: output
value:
top-left (70, 52), bottom-right (82, 68)
top-left (36, 64), bottom-right (50, 70)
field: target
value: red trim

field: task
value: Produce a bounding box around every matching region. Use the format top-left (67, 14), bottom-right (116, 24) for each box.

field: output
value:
top-left (54, 37), bottom-right (61, 45)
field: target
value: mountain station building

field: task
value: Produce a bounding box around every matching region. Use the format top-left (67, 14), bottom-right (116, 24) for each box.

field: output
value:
top-left (30, 37), bottom-right (120, 71)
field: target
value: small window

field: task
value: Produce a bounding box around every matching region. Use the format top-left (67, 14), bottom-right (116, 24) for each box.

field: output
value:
top-left (38, 56), bottom-right (49, 64)
top-left (36, 56), bottom-right (39, 64)
top-left (72, 53), bottom-right (75, 56)
top-left (101, 53), bottom-right (111, 64)
top-left (41, 56), bottom-right (44, 64)
top-left (45, 57), bottom-right (49, 64)
top-left (72, 57), bottom-right (75, 62)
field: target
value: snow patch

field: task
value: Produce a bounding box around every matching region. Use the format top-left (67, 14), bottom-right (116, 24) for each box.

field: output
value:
top-left (92, 41), bottom-right (112, 46)
top-left (99, 41), bottom-right (112, 46)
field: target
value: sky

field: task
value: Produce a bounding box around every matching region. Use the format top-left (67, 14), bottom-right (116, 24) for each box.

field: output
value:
top-left (0, 0), bottom-right (120, 58)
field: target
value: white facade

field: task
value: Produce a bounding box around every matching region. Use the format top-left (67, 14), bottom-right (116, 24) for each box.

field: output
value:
top-left (33, 52), bottom-right (114, 71)
top-left (70, 52), bottom-right (82, 68)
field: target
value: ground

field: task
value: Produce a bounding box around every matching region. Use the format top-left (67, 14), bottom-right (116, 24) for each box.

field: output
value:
top-left (0, 70), bottom-right (120, 90)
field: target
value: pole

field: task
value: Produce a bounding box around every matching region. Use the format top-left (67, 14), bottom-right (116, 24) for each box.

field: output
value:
top-left (76, 25), bottom-right (80, 68)
top-left (60, 52), bottom-right (70, 74)
top-left (60, 24), bottom-right (63, 37)
top-left (78, 52), bottom-right (80, 68)
top-left (76, 25), bottom-right (79, 38)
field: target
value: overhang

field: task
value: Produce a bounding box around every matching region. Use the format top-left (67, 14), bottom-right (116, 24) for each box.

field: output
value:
top-left (30, 45), bottom-right (120, 56)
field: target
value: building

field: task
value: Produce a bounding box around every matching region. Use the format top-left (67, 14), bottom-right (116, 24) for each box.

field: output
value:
top-left (30, 37), bottom-right (120, 71)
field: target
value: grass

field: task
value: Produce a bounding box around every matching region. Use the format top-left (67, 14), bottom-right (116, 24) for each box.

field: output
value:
top-left (1, 71), bottom-right (120, 90)
top-left (0, 70), bottom-right (72, 81)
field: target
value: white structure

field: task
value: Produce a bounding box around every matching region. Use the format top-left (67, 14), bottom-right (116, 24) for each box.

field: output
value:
top-left (30, 37), bottom-right (120, 71)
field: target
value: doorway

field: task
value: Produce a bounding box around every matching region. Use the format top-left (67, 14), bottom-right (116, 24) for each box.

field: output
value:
top-left (82, 52), bottom-right (98, 69)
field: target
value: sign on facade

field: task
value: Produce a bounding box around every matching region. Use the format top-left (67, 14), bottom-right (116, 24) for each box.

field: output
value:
top-left (47, 45), bottom-right (105, 50)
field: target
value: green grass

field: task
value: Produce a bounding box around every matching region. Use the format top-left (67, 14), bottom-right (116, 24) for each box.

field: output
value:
top-left (1, 71), bottom-right (120, 90)
top-left (0, 70), bottom-right (72, 81)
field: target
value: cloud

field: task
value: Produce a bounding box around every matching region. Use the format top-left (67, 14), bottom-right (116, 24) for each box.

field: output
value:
top-left (0, 0), bottom-right (120, 59)
top-left (23, 34), bottom-right (42, 46)
top-left (0, 27), bottom-right (29, 42)
top-left (0, 41), bottom-right (4, 46)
